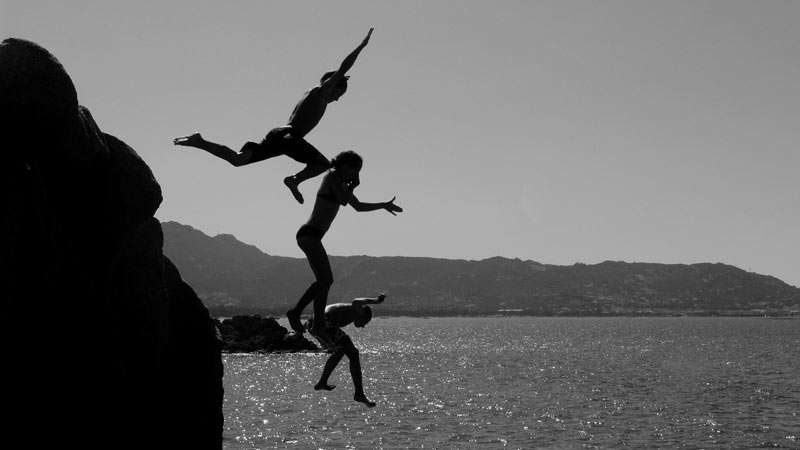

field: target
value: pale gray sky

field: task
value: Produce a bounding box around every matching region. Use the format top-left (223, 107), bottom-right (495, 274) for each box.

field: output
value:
top-left (5, 1), bottom-right (798, 286)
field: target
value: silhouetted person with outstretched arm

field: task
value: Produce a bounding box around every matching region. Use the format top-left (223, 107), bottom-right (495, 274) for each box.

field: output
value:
top-left (287, 150), bottom-right (401, 346)
top-left (173, 28), bottom-right (374, 204)
top-left (307, 293), bottom-right (387, 407)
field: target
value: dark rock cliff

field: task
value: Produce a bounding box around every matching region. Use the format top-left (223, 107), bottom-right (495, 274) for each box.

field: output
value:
top-left (0, 38), bottom-right (223, 448)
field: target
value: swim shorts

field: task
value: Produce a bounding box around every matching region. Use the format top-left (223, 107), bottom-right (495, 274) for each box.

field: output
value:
top-left (305, 318), bottom-right (347, 352)
top-left (241, 127), bottom-right (329, 166)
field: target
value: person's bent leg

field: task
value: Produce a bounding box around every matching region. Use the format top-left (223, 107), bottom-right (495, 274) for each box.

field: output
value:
top-left (297, 236), bottom-right (334, 339)
top-left (315, 350), bottom-right (344, 391)
top-left (292, 159), bottom-right (330, 185)
top-left (313, 275), bottom-right (333, 331)
top-left (342, 338), bottom-right (375, 407)
top-left (283, 136), bottom-right (331, 203)
top-left (299, 237), bottom-right (333, 331)
top-left (287, 281), bottom-right (318, 334)
top-left (285, 162), bottom-right (329, 204)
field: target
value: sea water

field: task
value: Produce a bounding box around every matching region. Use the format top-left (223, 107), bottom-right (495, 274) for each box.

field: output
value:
top-left (222, 317), bottom-right (800, 449)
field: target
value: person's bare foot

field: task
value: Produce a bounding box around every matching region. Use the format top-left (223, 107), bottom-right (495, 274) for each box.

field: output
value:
top-left (283, 176), bottom-right (304, 204)
top-left (354, 394), bottom-right (376, 408)
top-left (314, 382), bottom-right (336, 391)
top-left (286, 309), bottom-right (304, 334)
top-left (173, 132), bottom-right (203, 148)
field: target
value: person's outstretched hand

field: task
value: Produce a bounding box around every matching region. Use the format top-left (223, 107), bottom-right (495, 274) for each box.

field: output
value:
top-left (377, 293), bottom-right (386, 303)
top-left (360, 28), bottom-right (374, 48)
top-left (384, 197), bottom-right (403, 216)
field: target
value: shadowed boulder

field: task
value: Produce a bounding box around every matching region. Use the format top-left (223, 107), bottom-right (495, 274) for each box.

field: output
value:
top-left (0, 38), bottom-right (223, 449)
top-left (218, 315), bottom-right (319, 352)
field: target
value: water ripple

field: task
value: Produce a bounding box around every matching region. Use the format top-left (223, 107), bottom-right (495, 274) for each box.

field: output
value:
top-left (222, 317), bottom-right (800, 449)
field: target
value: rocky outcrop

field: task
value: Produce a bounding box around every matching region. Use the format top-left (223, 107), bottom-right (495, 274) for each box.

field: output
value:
top-left (218, 315), bottom-right (319, 352)
top-left (0, 38), bottom-right (223, 448)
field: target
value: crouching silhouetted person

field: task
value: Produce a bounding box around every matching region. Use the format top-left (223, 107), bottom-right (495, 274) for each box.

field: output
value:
top-left (307, 294), bottom-right (387, 407)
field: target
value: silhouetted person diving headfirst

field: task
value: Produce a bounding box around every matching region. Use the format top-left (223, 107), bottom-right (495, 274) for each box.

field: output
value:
top-left (307, 293), bottom-right (388, 407)
top-left (173, 28), bottom-right (374, 204)
top-left (287, 150), bottom-right (402, 346)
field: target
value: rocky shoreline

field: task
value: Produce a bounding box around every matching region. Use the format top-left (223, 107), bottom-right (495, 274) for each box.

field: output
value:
top-left (217, 315), bottom-right (320, 352)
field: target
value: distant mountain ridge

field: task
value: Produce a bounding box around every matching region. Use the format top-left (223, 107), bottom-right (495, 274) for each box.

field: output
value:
top-left (162, 221), bottom-right (800, 316)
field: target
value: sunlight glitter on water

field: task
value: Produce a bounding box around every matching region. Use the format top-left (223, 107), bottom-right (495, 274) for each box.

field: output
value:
top-left (222, 317), bottom-right (800, 449)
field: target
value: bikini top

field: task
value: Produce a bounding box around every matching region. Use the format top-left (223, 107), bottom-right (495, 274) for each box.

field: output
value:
top-left (316, 173), bottom-right (350, 206)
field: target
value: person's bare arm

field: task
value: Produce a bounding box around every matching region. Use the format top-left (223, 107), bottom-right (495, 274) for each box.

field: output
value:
top-left (352, 294), bottom-right (386, 306)
top-left (348, 192), bottom-right (403, 215)
top-left (321, 28), bottom-right (373, 89)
